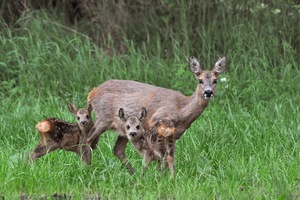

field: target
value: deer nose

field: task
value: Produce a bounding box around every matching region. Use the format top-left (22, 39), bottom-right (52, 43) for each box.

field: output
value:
top-left (81, 121), bottom-right (87, 126)
top-left (130, 132), bottom-right (137, 137)
top-left (204, 90), bottom-right (213, 98)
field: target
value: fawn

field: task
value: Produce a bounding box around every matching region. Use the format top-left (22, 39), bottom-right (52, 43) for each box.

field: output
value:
top-left (83, 56), bottom-right (226, 174)
top-left (119, 108), bottom-right (176, 177)
top-left (29, 102), bottom-right (94, 164)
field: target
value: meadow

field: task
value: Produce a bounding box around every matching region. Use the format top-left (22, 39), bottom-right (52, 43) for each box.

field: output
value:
top-left (0, 1), bottom-right (299, 199)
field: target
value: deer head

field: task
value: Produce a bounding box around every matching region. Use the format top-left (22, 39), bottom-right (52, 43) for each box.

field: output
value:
top-left (68, 102), bottom-right (93, 129)
top-left (119, 107), bottom-right (147, 141)
top-left (189, 56), bottom-right (226, 99)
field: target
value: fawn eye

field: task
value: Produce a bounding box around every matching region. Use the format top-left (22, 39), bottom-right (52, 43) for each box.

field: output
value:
top-left (136, 125), bottom-right (140, 130)
top-left (77, 116), bottom-right (80, 120)
top-left (213, 79), bottom-right (217, 84)
top-left (126, 125), bottom-right (130, 130)
top-left (198, 79), bottom-right (203, 84)
top-left (86, 115), bottom-right (90, 119)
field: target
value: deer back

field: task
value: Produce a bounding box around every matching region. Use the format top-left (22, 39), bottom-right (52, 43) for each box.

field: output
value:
top-left (35, 118), bottom-right (80, 143)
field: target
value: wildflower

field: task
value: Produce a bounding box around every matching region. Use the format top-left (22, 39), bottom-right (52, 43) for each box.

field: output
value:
top-left (220, 77), bottom-right (227, 82)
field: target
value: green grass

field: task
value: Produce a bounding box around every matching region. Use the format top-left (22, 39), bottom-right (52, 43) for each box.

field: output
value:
top-left (0, 5), bottom-right (299, 199)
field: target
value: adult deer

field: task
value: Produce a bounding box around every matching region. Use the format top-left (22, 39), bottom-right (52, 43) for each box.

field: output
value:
top-left (82, 56), bottom-right (226, 174)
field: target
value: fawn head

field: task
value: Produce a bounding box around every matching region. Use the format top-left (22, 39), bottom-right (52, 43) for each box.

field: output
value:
top-left (155, 119), bottom-right (175, 137)
top-left (119, 108), bottom-right (147, 141)
top-left (68, 102), bottom-right (93, 129)
top-left (189, 56), bottom-right (226, 99)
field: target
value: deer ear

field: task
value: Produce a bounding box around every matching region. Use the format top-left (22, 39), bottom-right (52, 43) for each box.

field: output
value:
top-left (139, 107), bottom-right (147, 121)
top-left (119, 108), bottom-right (127, 122)
top-left (87, 103), bottom-right (93, 115)
top-left (213, 56), bottom-right (226, 75)
top-left (68, 102), bottom-right (78, 115)
top-left (189, 56), bottom-right (202, 76)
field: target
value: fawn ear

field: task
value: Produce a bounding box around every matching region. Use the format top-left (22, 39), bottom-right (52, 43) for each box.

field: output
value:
top-left (68, 102), bottom-right (78, 115)
top-left (213, 56), bottom-right (226, 75)
top-left (139, 107), bottom-right (147, 121)
top-left (189, 56), bottom-right (202, 76)
top-left (119, 108), bottom-right (127, 122)
top-left (87, 103), bottom-right (93, 115)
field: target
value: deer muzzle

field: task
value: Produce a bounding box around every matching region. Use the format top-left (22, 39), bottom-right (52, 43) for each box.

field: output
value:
top-left (203, 90), bottom-right (214, 99)
top-left (130, 132), bottom-right (137, 137)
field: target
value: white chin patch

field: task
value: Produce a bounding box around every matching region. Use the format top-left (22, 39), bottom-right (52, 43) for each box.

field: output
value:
top-left (127, 135), bottom-right (132, 140)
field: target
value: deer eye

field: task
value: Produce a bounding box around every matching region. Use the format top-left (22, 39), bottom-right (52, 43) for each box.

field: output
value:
top-left (213, 79), bottom-right (217, 84)
top-left (136, 125), bottom-right (140, 130)
top-left (198, 79), bottom-right (203, 85)
top-left (86, 115), bottom-right (90, 119)
top-left (77, 116), bottom-right (80, 120)
top-left (126, 125), bottom-right (130, 130)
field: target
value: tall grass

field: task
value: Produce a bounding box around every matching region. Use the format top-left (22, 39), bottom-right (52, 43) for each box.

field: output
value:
top-left (0, 2), bottom-right (299, 199)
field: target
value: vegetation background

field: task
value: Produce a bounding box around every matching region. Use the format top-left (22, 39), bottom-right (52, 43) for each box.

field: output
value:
top-left (0, 0), bottom-right (299, 199)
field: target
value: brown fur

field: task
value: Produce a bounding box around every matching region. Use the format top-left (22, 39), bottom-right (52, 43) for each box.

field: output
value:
top-left (29, 102), bottom-right (94, 164)
top-left (144, 119), bottom-right (175, 177)
top-left (82, 56), bottom-right (226, 174)
top-left (119, 108), bottom-right (176, 177)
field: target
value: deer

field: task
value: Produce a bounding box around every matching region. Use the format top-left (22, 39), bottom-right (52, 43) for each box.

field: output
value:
top-left (118, 108), bottom-right (176, 177)
top-left (29, 102), bottom-right (94, 164)
top-left (149, 119), bottom-right (175, 177)
top-left (81, 55), bottom-right (226, 174)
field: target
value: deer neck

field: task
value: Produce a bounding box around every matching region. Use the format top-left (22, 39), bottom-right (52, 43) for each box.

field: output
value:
top-left (131, 134), bottom-right (147, 151)
top-left (179, 84), bottom-right (210, 127)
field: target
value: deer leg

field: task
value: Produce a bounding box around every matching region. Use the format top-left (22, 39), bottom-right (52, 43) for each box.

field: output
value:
top-left (166, 154), bottom-right (174, 178)
top-left (85, 120), bottom-right (106, 145)
top-left (63, 144), bottom-right (78, 153)
top-left (81, 122), bottom-right (106, 165)
top-left (79, 144), bottom-right (92, 165)
top-left (142, 151), bottom-right (153, 170)
top-left (113, 135), bottom-right (135, 175)
top-left (79, 127), bottom-right (95, 165)
top-left (30, 141), bottom-right (60, 160)
top-left (142, 157), bottom-right (149, 176)
top-left (75, 143), bottom-right (92, 165)
top-left (90, 135), bottom-right (100, 150)
top-left (166, 137), bottom-right (175, 178)
top-left (157, 159), bottom-right (162, 173)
